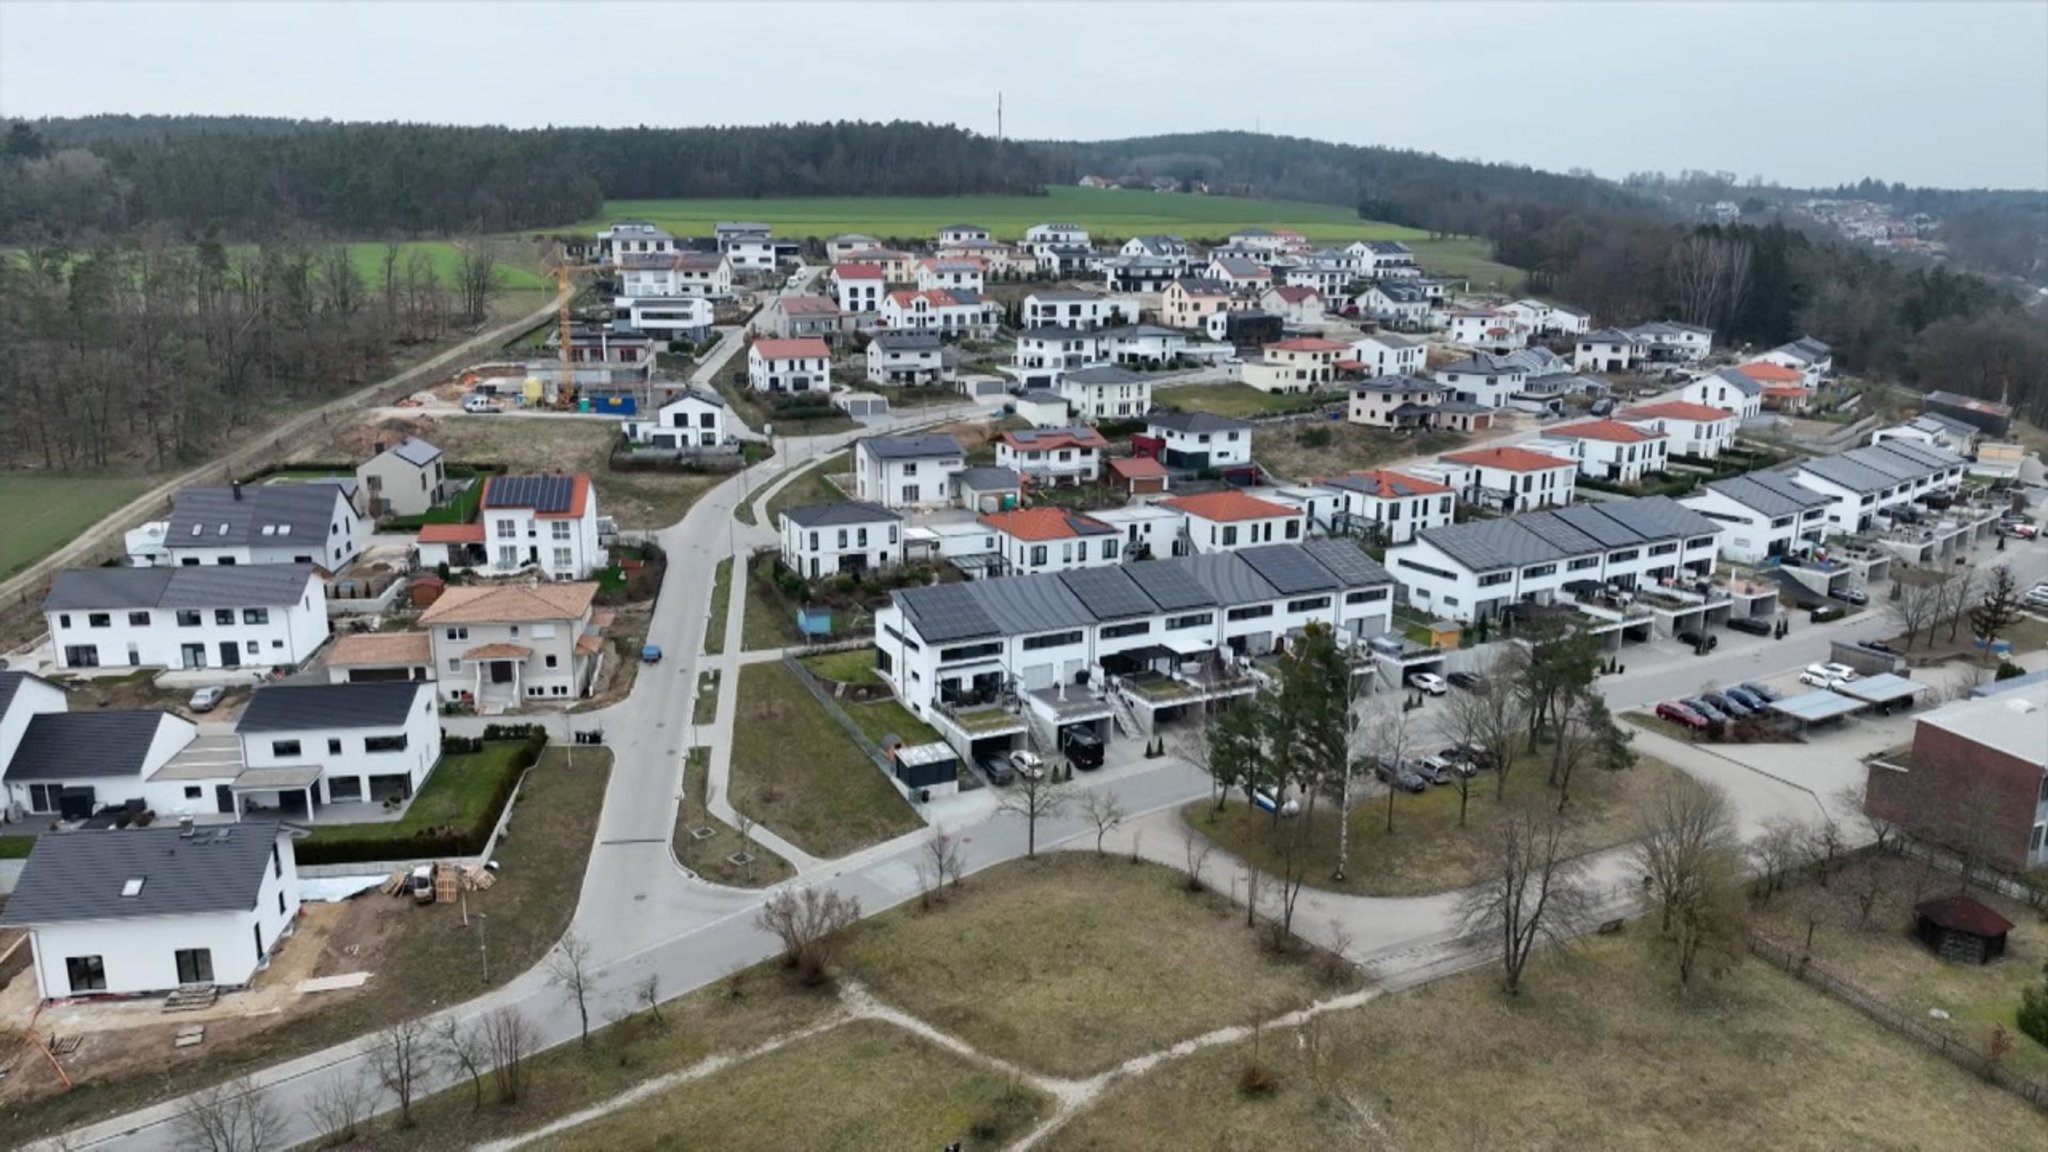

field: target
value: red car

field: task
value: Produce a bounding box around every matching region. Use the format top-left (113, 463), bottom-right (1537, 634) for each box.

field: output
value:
top-left (1656, 701), bottom-right (1709, 730)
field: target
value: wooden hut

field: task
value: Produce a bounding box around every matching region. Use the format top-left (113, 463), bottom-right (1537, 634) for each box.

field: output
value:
top-left (1912, 894), bottom-right (2012, 965)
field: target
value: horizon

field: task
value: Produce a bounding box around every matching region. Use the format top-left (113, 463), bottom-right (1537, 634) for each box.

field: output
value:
top-left (1, 1), bottom-right (2043, 191)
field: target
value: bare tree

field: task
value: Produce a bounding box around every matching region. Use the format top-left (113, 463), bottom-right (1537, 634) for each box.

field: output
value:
top-left (453, 241), bottom-right (499, 326)
top-left (1633, 781), bottom-right (1746, 996)
top-left (1667, 232), bottom-right (1754, 330)
top-left (1182, 825), bottom-right (1215, 893)
top-left (1458, 806), bottom-right (1591, 996)
top-left (482, 1006), bottom-right (535, 1105)
top-left (1439, 674), bottom-right (1504, 825)
top-left (997, 767), bottom-right (1070, 858)
top-left (637, 972), bottom-right (664, 1027)
top-left (1934, 566), bottom-right (1981, 644)
top-left (757, 886), bottom-right (862, 986)
top-left (368, 1017), bottom-right (433, 1128)
top-left (1372, 705), bottom-right (1416, 835)
top-left (176, 1074), bottom-right (285, 1152)
top-left (1748, 817), bottom-right (1808, 904)
top-left (1804, 812), bottom-right (1847, 889)
top-left (1081, 789), bottom-right (1127, 854)
top-left (1888, 567), bottom-right (1945, 649)
top-left (916, 827), bottom-right (964, 907)
top-left (547, 931), bottom-right (597, 1048)
top-left (307, 1071), bottom-right (373, 1148)
top-left (433, 1015), bottom-right (488, 1112)
top-left (1241, 862), bottom-right (1263, 930)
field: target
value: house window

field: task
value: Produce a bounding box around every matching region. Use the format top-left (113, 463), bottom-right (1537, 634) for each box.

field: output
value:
top-left (552, 521), bottom-right (571, 541)
top-left (175, 948), bottom-right (214, 985)
top-left (87, 612), bottom-right (111, 628)
top-left (445, 627), bottom-right (469, 641)
top-left (27, 783), bottom-right (64, 813)
top-left (1030, 545), bottom-right (1048, 566)
top-left (214, 609), bottom-right (234, 626)
top-left (328, 738), bottom-right (342, 755)
top-left (545, 654), bottom-right (559, 668)
top-left (129, 611), bottom-right (151, 626)
top-left (243, 608), bottom-right (269, 624)
top-left (366, 735), bottom-right (408, 754)
top-left (57, 613), bottom-right (71, 628)
top-left (184, 785), bottom-right (203, 800)
top-left (495, 518), bottom-right (518, 539)
top-left (553, 548), bottom-right (573, 569)
top-left (448, 658), bottom-right (462, 673)
top-left (272, 740), bottom-right (302, 757)
top-left (66, 956), bottom-right (107, 994)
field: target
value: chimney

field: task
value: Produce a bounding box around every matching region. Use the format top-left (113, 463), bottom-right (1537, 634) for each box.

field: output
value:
top-left (231, 481), bottom-right (243, 501)
top-left (373, 441), bottom-right (386, 455)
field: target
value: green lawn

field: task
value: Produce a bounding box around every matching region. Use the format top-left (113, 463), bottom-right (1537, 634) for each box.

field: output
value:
top-left (741, 552), bottom-right (807, 651)
top-left (330, 241), bottom-right (551, 291)
top-left (844, 855), bottom-right (1336, 1077)
top-left (798, 647), bottom-right (879, 684)
top-left (703, 556), bottom-right (733, 656)
top-left (0, 474), bottom-right (152, 578)
top-left (764, 450), bottom-right (851, 527)
top-left (1156, 383), bottom-right (1330, 419)
top-left (1045, 931), bottom-right (2048, 1151)
top-left (728, 662), bottom-right (921, 859)
top-left (692, 669), bottom-right (720, 727)
top-left (527, 1020), bottom-right (1048, 1152)
top-left (673, 747), bottom-right (793, 889)
top-left (0, 834), bottom-right (35, 859)
top-left (842, 698), bottom-right (943, 748)
top-left (300, 740), bottom-right (525, 849)
top-left (545, 187), bottom-right (1430, 244)
top-left (1407, 235), bottom-right (1526, 291)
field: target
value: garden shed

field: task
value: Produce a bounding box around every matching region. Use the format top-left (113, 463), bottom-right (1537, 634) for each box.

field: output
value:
top-left (1912, 893), bottom-right (2012, 965)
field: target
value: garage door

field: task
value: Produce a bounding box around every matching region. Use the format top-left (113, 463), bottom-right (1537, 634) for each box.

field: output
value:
top-left (1020, 664), bottom-right (1055, 691)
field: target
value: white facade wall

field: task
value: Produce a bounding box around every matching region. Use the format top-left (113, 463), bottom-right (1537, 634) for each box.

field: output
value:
top-left (432, 619), bottom-right (586, 703)
top-left (834, 275), bottom-right (883, 313)
top-left (1182, 512), bottom-right (1306, 554)
top-left (48, 579), bottom-right (329, 673)
top-left (1346, 337), bottom-right (1426, 378)
top-left (237, 692), bottom-right (439, 805)
top-left (480, 505), bottom-right (601, 580)
top-left (1153, 425), bottom-right (1253, 468)
top-left (1679, 488), bottom-right (1827, 565)
top-left (1624, 413), bottom-right (1737, 459)
top-left (854, 447), bottom-right (965, 509)
top-left (748, 349), bottom-right (831, 393)
top-left (996, 532), bottom-right (1123, 576)
top-left (1679, 378), bottom-right (1764, 421)
top-left (1058, 378), bottom-right (1152, 421)
top-left (1389, 530), bottom-right (1722, 623)
top-left (1090, 507), bottom-right (1187, 557)
top-left (1540, 435), bottom-right (1669, 483)
top-left (780, 517), bottom-right (903, 579)
top-left (1437, 367), bottom-right (1526, 409)
top-left (1022, 296), bottom-right (1136, 330)
top-left (1335, 490), bottom-right (1454, 545)
top-left (627, 394), bottom-right (727, 448)
top-left (995, 443), bottom-right (1102, 483)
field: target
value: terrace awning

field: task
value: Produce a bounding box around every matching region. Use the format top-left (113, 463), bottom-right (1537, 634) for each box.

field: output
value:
top-left (232, 766), bottom-right (323, 790)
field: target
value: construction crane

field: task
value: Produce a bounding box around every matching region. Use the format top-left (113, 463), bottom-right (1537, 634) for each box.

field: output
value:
top-left (543, 246), bottom-right (612, 410)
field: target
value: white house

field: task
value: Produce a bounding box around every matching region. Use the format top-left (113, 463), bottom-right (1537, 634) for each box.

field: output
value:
top-left (1022, 290), bottom-right (1137, 331)
top-left (597, 220), bottom-right (675, 262)
top-left (421, 582), bottom-right (602, 707)
top-left (1443, 309), bottom-right (1532, 354)
top-left (617, 251), bottom-right (733, 300)
top-left (938, 223), bottom-right (991, 246)
top-left (830, 262), bottom-right (886, 313)
top-left (1386, 497), bottom-right (1724, 623)
top-left (1011, 326), bottom-right (1111, 378)
top-left (1242, 337), bottom-right (1345, 394)
top-left (45, 565), bottom-right (329, 674)
top-left (1205, 256), bottom-right (1272, 295)
top-left (2, 702), bottom-right (199, 821)
top-left (1056, 365), bottom-right (1153, 421)
top-left (716, 221), bottom-right (775, 270)
top-left (1436, 353), bottom-right (1529, 410)
top-left (1121, 234), bottom-right (1193, 263)
top-left (1161, 278), bottom-right (1237, 331)
top-left (1619, 401), bottom-right (1739, 460)
top-left (1349, 240), bottom-right (1419, 278)
top-left (1284, 264), bottom-right (1354, 299)
top-left (867, 331), bottom-right (947, 386)
top-left (1259, 285), bottom-right (1327, 326)
top-left (617, 296), bottom-right (713, 342)
top-left (232, 681), bottom-right (439, 813)
top-left (1024, 223), bottom-right (1090, 250)
top-left (916, 258), bottom-right (986, 293)
top-left (1324, 470), bottom-right (1455, 545)
top-left (779, 502), bottom-right (905, 579)
top-left (476, 474), bottom-right (602, 580)
top-left (996, 427), bottom-right (1108, 486)
top-left (854, 434), bottom-right (967, 509)
top-left (355, 437), bottom-right (448, 519)
top-left (1144, 412), bottom-right (1253, 470)
top-left (1791, 442), bottom-right (1968, 536)
top-left (748, 337), bottom-right (832, 393)
top-left (624, 387), bottom-right (729, 449)
top-left (1014, 389), bottom-right (1071, 428)
top-left (826, 234), bottom-right (883, 262)
top-left (1499, 299), bottom-right (1591, 336)
top-left (130, 484), bottom-right (363, 573)
top-left (1572, 328), bottom-right (1648, 373)
top-left (1436, 446), bottom-right (1577, 513)
top-left (880, 289), bottom-right (1001, 337)
top-left (1537, 420), bottom-right (1670, 484)
top-left (1345, 333), bottom-right (1427, 379)
top-left (1756, 336), bottom-right (1833, 386)
top-left (1354, 282), bottom-right (1432, 328)
top-left (1680, 368), bottom-right (1765, 421)
top-left (1680, 472), bottom-right (1835, 565)
top-left (1625, 321), bottom-right (1714, 364)
top-left (1163, 490), bottom-right (1307, 554)
top-left (1347, 375), bottom-right (1447, 430)
top-left (0, 821), bottom-right (302, 999)
top-left (1871, 413), bottom-right (1979, 456)
top-left (979, 508), bottom-right (1124, 576)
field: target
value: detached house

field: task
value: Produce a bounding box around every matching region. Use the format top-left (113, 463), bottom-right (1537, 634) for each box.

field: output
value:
top-left (129, 484), bottom-right (363, 573)
top-left (624, 387), bottom-right (729, 449)
top-left (355, 437), bottom-right (449, 519)
top-left (1499, 298), bottom-right (1590, 336)
top-left (780, 502), bottom-right (905, 579)
top-left (1242, 337), bottom-right (1345, 394)
top-left (880, 289), bottom-right (1001, 337)
top-left (917, 258), bottom-right (986, 293)
top-left (749, 337), bottom-right (832, 393)
top-left (938, 223), bottom-right (991, 246)
top-left (421, 582), bottom-right (602, 707)
top-left (1680, 367), bottom-right (1765, 421)
top-left (831, 263), bottom-right (885, 313)
top-left (1259, 285), bottom-right (1326, 326)
top-left (1572, 327), bottom-right (1647, 373)
top-left (1161, 278), bottom-right (1236, 330)
top-left (1436, 353), bottom-right (1528, 410)
top-left (1056, 365), bottom-right (1153, 421)
top-left (1325, 470), bottom-right (1454, 545)
top-left (1619, 401), bottom-right (1739, 460)
top-left (597, 220), bottom-right (675, 261)
top-left (996, 427), bottom-right (1108, 486)
top-left (1024, 223), bottom-right (1090, 250)
top-left (1537, 420), bottom-right (1670, 484)
top-left (478, 474), bottom-right (603, 580)
top-left (855, 434), bottom-right (966, 509)
top-left (233, 681), bottom-right (440, 814)
top-left (1143, 412), bottom-right (1253, 470)
top-left (980, 508), bottom-right (1123, 576)
top-left (753, 294), bottom-right (852, 343)
top-left (1205, 256), bottom-right (1272, 295)
top-left (45, 565), bottom-right (329, 673)
top-left (617, 251), bottom-right (733, 300)
top-left (1164, 491), bottom-right (1307, 554)
top-left (867, 332), bottom-right (947, 386)
top-left (1758, 336), bottom-right (1833, 386)
top-left (1350, 240), bottom-right (1419, 278)
top-left (1443, 309), bottom-right (1532, 354)
top-left (1022, 290), bottom-right (1137, 331)
top-left (1345, 333), bottom-right (1426, 378)
top-left (1436, 446), bottom-right (1577, 513)
top-left (1354, 281), bottom-right (1432, 329)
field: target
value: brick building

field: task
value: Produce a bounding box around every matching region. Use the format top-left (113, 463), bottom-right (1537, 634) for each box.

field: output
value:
top-left (1864, 682), bottom-right (2048, 870)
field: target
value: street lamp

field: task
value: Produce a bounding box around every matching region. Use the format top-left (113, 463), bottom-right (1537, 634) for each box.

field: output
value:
top-left (476, 912), bottom-right (491, 984)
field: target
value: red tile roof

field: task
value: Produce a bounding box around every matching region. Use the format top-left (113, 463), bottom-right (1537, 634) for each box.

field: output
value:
top-left (1340, 469), bottom-right (1451, 499)
top-left (1268, 337), bottom-right (1347, 353)
top-left (1619, 401), bottom-right (1735, 423)
top-left (1000, 428), bottom-right (1108, 452)
top-left (1441, 446), bottom-right (1575, 473)
top-left (1107, 455), bottom-right (1169, 479)
top-left (417, 522), bottom-right (485, 544)
top-left (1163, 490), bottom-right (1298, 523)
top-left (1914, 893), bottom-right (2013, 938)
top-left (1268, 285), bottom-right (1322, 303)
top-left (753, 338), bottom-right (830, 360)
top-left (1546, 419), bottom-right (1666, 445)
top-left (978, 507), bottom-right (1114, 541)
top-left (1737, 360), bottom-right (1804, 383)
top-left (833, 262), bottom-right (884, 280)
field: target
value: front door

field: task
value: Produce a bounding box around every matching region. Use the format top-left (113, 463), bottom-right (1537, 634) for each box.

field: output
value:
top-left (219, 641), bottom-right (240, 668)
top-left (491, 660), bottom-right (515, 685)
top-left (216, 785), bottom-right (235, 814)
top-left (182, 644), bottom-right (206, 669)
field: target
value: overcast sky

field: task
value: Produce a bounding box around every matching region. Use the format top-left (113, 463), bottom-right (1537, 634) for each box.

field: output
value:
top-left (2, 1), bottom-right (2043, 190)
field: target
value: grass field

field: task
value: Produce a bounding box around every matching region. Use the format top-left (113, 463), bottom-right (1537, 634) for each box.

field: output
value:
top-left (703, 557), bottom-right (733, 656)
top-left (0, 474), bottom-right (152, 579)
top-left (728, 662), bottom-right (921, 859)
top-left (1156, 383), bottom-right (1330, 420)
top-left (673, 747), bottom-right (793, 888)
top-left (1257, 423), bottom-right (1469, 484)
top-left (1044, 931), bottom-right (2048, 1151)
top-left (548, 187), bottom-right (1431, 244)
top-left (741, 552), bottom-right (807, 651)
top-left (325, 240), bottom-right (552, 292)
top-left (300, 740), bottom-right (523, 849)
top-left (1189, 753), bottom-right (1696, 898)
top-left (528, 1020), bottom-right (1048, 1152)
top-left (1406, 235), bottom-right (1526, 290)
top-left (843, 854), bottom-right (1335, 1077)
top-left (763, 450), bottom-right (851, 526)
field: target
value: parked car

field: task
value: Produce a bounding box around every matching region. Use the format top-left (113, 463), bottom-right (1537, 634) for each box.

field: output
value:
top-left (1675, 629), bottom-right (1705, 647)
top-left (1373, 757), bottom-right (1428, 793)
top-left (1446, 670), bottom-right (1487, 691)
top-left (1722, 686), bottom-right (1768, 711)
top-left (1858, 639), bottom-right (1901, 656)
top-left (1800, 669), bottom-right (1848, 689)
top-left (1739, 681), bottom-right (1783, 703)
top-left (1682, 697), bottom-right (1729, 725)
top-left (188, 686), bottom-right (226, 713)
top-left (1008, 749), bottom-right (1045, 780)
top-left (1656, 701), bottom-right (1708, 730)
top-left (976, 754), bottom-right (1014, 786)
top-left (1726, 616), bottom-right (1772, 637)
top-left (1589, 396), bottom-right (1616, 416)
top-left (1407, 671), bottom-right (1448, 696)
top-left (1450, 742), bottom-right (1497, 772)
top-left (1062, 727), bottom-right (1105, 772)
top-left (1700, 691), bottom-right (1752, 719)
top-left (1808, 662), bottom-right (1859, 682)
top-left (461, 394), bottom-right (502, 414)
top-left (1810, 604), bottom-right (1847, 623)
top-left (1409, 756), bottom-right (1452, 786)
top-left (1835, 586), bottom-right (1869, 606)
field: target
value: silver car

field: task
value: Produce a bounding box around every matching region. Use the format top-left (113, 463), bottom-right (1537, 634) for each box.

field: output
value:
top-left (188, 686), bottom-right (227, 713)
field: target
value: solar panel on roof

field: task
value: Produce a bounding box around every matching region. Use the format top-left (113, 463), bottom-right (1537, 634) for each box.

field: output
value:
top-left (1550, 505), bottom-right (1643, 548)
top-left (1237, 546), bottom-right (1340, 595)
top-left (491, 475), bottom-right (574, 512)
top-left (1056, 568), bottom-right (1154, 620)
top-left (1299, 539), bottom-right (1392, 587)
top-left (898, 584), bottom-right (999, 642)
top-left (1123, 561), bottom-right (1218, 611)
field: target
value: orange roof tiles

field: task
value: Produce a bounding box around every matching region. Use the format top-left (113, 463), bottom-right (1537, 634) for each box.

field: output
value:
top-left (462, 642), bottom-right (533, 660)
top-left (1619, 401), bottom-right (1735, 423)
top-left (1737, 360), bottom-right (1804, 383)
top-left (1340, 469), bottom-right (1451, 499)
top-left (420, 582), bottom-right (598, 625)
top-left (1546, 419), bottom-right (1665, 444)
top-left (833, 262), bottom-right (884, 279)
top-left (1268, 285), bottom-right (1322, 303)
top-left (417, 522), bottom-right (485, 544)
top-left (328, 632), bottom-right (432, 666)
top-left (1268, 337), bottom-right (1347, 353)
top-left (753, 338), bottom-right (830, 360)
top-left (1107, 456), bottom-right (1169, 479)
top-left (1441, 446), bottom-right (1576, 473)
top-left (977, 507), bottom-right (1114, 541)
top-left (1163, 490), bottom-right (1299, 522)
top-left (999, 428), bottom-right (1108, 452)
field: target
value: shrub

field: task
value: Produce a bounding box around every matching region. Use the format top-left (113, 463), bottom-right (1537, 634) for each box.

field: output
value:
top-left (1996, 661), bottom-right (2026, 681)
top-left (2019, 962), bottom-right (2048, 1047)
top-left (1298, 426), bottom-right (1334, 449)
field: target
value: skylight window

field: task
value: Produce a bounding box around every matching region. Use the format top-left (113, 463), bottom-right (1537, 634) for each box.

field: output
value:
top-left (120, 878), bottom-right (145, 897)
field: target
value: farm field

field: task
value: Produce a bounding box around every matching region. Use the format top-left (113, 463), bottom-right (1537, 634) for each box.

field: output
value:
top-left (0, 474), bottom-right (153, 579)
top-left (542, 187), bottom-right (1431, 244)
top-left (331, 240), bottom-right (552, 291)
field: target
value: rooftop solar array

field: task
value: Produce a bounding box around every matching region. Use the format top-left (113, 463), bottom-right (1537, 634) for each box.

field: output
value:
top-left (486, 474), bottom-right (575, 513)
top-left (1121, 560), bottom-right (1218, 611)
top-left (1237, 545), bottom-right (1341, 595)
top-left (1706, 471), bottom-right (1833, 517)
top-left (1299, 538), bottom-right (1395, 587)
top-left (1057, 567), bottom-right (1157, 620)
top-left (1413, 496), bottom-right (1721, 574)
top-left (897, 583), bottom-right (1000, 642)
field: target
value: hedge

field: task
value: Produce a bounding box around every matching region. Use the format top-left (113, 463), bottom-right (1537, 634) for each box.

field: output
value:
top-left (295, 728), bottom-right (547, 867)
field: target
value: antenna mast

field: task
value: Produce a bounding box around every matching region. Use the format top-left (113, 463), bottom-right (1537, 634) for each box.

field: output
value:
top-left (998, 91), bottom-right (1004, 141)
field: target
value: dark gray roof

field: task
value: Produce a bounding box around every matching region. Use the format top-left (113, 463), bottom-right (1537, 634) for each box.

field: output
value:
top-left (661, 386), bottom-right (726, 410)
top-left (1236, 546), bottom-right (1340, 595)
top-left (1366, 282), bottom-right (1428, 304)
top-left (956, 467), bottom-right (1021, 491)
top-left (895, 583), bottom-right (1001, 643)
top-left (165, 485), bottom-right (344, 550)
top-left (779, 501), bottom-right (902, 528)
top-left (1703, 472), bottom-right (1832, 517)
top-left (1580, 327), bottom-right (1639, 344)
top-left (1580, 496), bottom-right (1721, 541)
top-left (1779, 336), bottom-right (1830, 361)
top-left (484, 475), bottom-right (578, 513)
top-left (870, 331), bottom-right (942, 352)
top-left (940, 223), bottom-right (987, 232)
top-left (235, 682), bottom-right (425, 733)
top-left (1028, 290), bottom-right (1105, 302)
top-left (0, 821), bottom-right (288, 926)
top-left (1299, 538), bottom-right (1394, 587)
top-left (1350, 375), bottom-right (1445, 396)
top-left (1056, 567), bottom-right (1157, 620)
top-left (1173, 278), bottom-right (1233, 296)
top-left (386, 437), bottom-right (442, 468)
top-left (44, 564), bottom-right (315, 612)
top-left (1418, 518), bottom-right (1550, 572)
top-left (1121, 559), bottom-right (1220, 612)
top-left (859, 434), bottom-right (964, 460)
top-left (1867, 439), bottom-right (1964, 472)
top-left (1707, 367), bottom-right (1765, 396)
top-left (1062, 366), bottom-right (1148, 386)
top-left (961, 573), bottom-right (1095, 637)
top-left (1437, 353), bottom-right (1526, 377)
top-left (1179, 553), bottom-right (1276, 604)
top-left (1098, 324), bottom-right (1186, 340)
top-left (1363, 241), bottom-right (1412, 255)
top-left (5, 711), bottom-right (175, 782)
top-left (1018, 389), bottom-right (1066, 405)
top-left (1148, 411), bottom-right (1252, 434)
top-left (1798, 453), bottom-right (1903, 495)
top-left (1413, 496), bottom-right (1722, 573)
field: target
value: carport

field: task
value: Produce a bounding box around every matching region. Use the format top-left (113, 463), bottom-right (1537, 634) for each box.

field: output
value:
top-left (1832, 673), bottom-right (1929, 716)
top-left (1765, 690), bottom-right (1864, 733)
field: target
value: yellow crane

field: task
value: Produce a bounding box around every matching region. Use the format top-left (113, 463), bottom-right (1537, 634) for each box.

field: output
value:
top-left (543, 246), bottom-right (613, 409)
